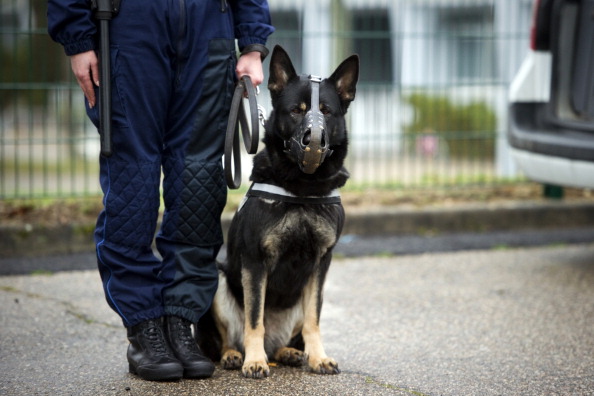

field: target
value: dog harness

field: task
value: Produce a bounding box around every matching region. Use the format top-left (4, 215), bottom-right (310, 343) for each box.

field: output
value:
top-left (237, 182), bottom-right (341, 212)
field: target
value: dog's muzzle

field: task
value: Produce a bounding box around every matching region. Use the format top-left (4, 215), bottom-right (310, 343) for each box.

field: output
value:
top-left (285, 75), bottom-right (333, 174)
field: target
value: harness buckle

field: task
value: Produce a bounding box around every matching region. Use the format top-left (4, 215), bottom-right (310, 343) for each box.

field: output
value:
top-left (309, 75), bottom-right (323, 83)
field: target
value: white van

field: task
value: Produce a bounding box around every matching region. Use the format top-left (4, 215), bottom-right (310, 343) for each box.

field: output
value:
top-left (509, 0), bottom-right (594, 189)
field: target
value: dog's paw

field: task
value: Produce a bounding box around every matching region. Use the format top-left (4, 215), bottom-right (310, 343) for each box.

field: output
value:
top-left (221, 350), bottom-right (243, 370)
top-left (274, 347), bottom-right (306, 367)
top-left (242, 360), bottom-right (270, 379)
top-left (308, 356), bottom-right (340, 375)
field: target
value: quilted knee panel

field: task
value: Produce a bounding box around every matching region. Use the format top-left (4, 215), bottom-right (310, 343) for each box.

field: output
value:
top-left (162, 159), bottom-right (227, 246)
top-left (103, 160), bottom-right (161, 248)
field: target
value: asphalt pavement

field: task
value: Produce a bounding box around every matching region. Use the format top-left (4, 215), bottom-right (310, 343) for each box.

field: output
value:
top-left (1, 243), bottom-right (594, 395)
top-left (1, 199), bottom-right (594, 395)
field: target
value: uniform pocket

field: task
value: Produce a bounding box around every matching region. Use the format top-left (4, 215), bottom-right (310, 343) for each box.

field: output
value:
top-left (85, 46), bottom-right (129, 131)
top-left (186, 38), bottom-right (236, 159)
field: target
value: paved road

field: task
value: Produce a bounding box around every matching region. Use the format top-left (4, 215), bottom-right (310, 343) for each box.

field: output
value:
top-left (1, 243), bottom-right (593, 395)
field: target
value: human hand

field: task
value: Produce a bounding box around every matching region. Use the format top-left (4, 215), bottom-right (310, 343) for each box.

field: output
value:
top-left (236, 51), bottom-right (264, 87)
top-left (70, 50), bottom-right (100, 108)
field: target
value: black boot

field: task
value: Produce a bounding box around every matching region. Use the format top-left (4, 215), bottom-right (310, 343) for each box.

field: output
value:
top-left (164, 316), bottom-right (215, 378)
top-left (127, 318), bottom-right (183, 381)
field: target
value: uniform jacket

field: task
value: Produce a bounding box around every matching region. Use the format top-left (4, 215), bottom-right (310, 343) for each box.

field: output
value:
top-left (47, 0), bottom-right (274, 56)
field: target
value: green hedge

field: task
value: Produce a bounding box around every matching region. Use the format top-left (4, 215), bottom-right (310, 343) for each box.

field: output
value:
top-left (404, 93), bottom-right (497, 160)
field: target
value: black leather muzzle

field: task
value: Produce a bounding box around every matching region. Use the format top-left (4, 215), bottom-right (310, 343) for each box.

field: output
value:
top-left (285, 75), bottom-right (333, 174)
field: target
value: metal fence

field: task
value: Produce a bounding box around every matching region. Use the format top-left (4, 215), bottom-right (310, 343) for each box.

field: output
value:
top-left (0, 0), bottom-right (533, 199)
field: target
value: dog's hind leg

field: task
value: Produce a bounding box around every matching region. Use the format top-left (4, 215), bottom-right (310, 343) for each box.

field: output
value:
top-left (217, 317), bottom-right (242, 370)
top-left (220, 339), bottom-right (244, 370)
top-left (241, 267), bottom-right (270, 378)
top-left (274, 347), bottom-right (306, 367)
top-left (212, 272), bottom-right (244, 370)
top-left (301, 266), bottom-right (340, 375)
top-left (270, 309), bottom-right (306, 367)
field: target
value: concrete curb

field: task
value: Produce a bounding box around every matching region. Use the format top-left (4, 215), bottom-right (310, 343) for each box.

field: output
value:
top-left (1, 200), bottom-right (593, 258)
top-left (343, 200), bottom-right (594, 236)
top-left (0, 223), bottom-right (95, 259)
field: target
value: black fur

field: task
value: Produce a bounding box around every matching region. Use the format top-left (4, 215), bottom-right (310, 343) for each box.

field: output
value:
top-left (196, 46), bottom-right (359, 375)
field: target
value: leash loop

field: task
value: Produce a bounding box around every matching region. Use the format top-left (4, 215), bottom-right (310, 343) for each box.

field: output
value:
top-left (224, 75), bottom-right (260, 189)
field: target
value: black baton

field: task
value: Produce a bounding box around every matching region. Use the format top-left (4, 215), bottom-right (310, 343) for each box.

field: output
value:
top-left (92, 0), bottom-right (120, 157)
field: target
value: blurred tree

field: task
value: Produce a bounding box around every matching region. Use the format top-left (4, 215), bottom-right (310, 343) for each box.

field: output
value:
top-left (0, 0), bottom-right (69, 111)
top-left (404, 93), bottom-right (497, 160)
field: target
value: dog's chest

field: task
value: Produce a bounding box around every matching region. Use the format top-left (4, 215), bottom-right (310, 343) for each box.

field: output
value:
top-left (261, 204), bottom-right (339, 260)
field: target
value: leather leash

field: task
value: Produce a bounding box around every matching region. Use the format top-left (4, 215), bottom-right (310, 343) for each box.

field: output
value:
top-left (224, 75), bottom-right (260, 189)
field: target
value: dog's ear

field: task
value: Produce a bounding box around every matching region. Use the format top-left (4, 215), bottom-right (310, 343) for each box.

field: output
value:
top-left (328, 54), bottom-right (360, 109)
top-left (268, 45), bottom-right (298, 95)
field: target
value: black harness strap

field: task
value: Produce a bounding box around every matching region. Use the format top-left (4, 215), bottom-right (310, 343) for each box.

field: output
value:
top-left (246, 183), bottom-right (341, 205)
top-left (224, 75), bottom-right (260, 189)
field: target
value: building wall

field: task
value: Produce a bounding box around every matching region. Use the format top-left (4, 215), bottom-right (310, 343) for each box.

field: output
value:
top-left (265, 0), bottom-right (534, 178)
top-left (0, 0), bottom-right (538, 198)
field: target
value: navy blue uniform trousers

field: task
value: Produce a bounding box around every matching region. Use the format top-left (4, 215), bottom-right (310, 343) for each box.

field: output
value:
top-left (87, 0), bottom-right (236, 327)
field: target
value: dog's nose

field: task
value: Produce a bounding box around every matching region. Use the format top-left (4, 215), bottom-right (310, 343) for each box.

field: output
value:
top-left (301, 129), bottom-right (326, 148)
top-left (302, 130), bottom-right (311, 146)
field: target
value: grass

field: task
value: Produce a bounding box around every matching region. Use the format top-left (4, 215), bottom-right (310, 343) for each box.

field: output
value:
top-left (492, 244), bottom-right (510, 251)
top-left (374, 251), bottom-right (396, 258)
top-left (1, 157), bottom-right (100, 174)
top-left (1, 183), bottom-right (591, 228)
top-left (29, 269), bottom-right (54, 276)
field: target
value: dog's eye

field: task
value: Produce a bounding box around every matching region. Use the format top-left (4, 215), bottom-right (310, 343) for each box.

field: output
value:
top-left (291, 107), bottom-right (303, 115)
top-left (320, 105), bottom-right (331, 115)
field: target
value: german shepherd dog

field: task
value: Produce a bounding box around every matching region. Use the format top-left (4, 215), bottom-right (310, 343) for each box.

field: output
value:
top-left (197, 46), bottom-right (359, 379)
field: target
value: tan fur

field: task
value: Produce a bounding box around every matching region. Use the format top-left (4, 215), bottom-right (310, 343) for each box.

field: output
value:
top-left (214, 267), bottom-right (337, 376)
top-left (301, 276), bottom-right (338, 373)
top-left (337, 76), bottom-right (356, 101)
top-left (212, 273), bottom-right (244, 369)
top-left (240, 269), bottom-right (269, 378)
top-left (268, 66), bottom-right (289, 93)
top-left (214, 269), bottom-right (306, 368)
top-left (213, 205), bottom-right (340, 378)
top-left (274, 347), bottom-right (305, 366)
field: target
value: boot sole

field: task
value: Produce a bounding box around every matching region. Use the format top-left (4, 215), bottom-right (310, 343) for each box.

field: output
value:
top-left (183, 362), bottom-right (216, 379)
top-left (129, 362), bottom-right (183, 381)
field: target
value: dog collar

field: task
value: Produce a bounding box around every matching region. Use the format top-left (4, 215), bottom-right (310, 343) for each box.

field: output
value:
top-left (238, 182), bottom-right (341, 212)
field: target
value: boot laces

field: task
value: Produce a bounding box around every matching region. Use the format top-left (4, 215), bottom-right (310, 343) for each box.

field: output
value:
top-left (143, 321), bottom-right (169, 355)
top-left (173, 318), bottom-right (200, 351)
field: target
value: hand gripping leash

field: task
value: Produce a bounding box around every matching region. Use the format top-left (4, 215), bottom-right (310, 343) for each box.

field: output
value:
top-left (91, 0), bottom-right (120, 157)
top-left (224, 75), bottom-right (260, 189)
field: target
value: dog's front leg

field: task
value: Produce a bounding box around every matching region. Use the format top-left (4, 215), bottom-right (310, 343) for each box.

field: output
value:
top-left (241, 267), bottom-right (269, 378)
top-left (302, 271), bottom-right (340, 374)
